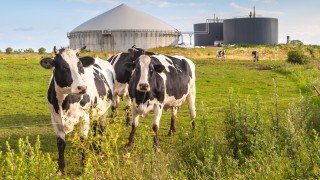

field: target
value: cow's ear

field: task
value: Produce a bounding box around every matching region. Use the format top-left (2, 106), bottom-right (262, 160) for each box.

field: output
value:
top-left (128, 48), bottom-right (138, 57)
top-left (124, 62), bottom-right (136, 72)
top-left (80, 56), bottom-right (95, 67)
top-left (40, 58), bottom-right (55, 69)
top-left (154, 64), bottom-right (165, 73)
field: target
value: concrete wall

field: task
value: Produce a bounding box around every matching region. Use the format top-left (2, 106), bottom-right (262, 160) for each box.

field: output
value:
top-left (68, 30), bottom-right (179, 52)
top-left (223, 17), bottom-right (278, 45)
top-left (194, 23), bottom-right (223, 46)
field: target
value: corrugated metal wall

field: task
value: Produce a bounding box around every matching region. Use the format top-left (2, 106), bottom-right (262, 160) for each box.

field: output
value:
top-left (68, 30), bottom-right (179, 52)
top-left (223, 17), bottom-right (278, 45)
top-left (194, 23), bottom-right (223, 46)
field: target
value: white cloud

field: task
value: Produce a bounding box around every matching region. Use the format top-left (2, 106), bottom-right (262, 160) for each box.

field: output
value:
top-left (134, 0), bottom-right (201, 8)
top-left (66, 0), bottom-right (117, 4)
top-left (76, 9), bottom-right (102, 16)
top-left (251, 0), bottom-right (277, 4)
top-left (13, 27), bottom-right (34, 32)
top-left (66, 0), bottom-right (201, 8)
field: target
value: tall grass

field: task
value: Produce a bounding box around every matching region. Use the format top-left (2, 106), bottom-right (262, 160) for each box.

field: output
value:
top-left (1, 89), bottom-right (320, 179)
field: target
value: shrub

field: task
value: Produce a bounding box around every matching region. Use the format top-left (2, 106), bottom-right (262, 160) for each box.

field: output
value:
top-left (25, 48), bottom-right (34, 53)
top-left (0, 136), bottom-right (57, 179)
top-left (38, 47), bottom-right (46, 54)
top-left (5, 47), bottom-right (13, 54)
top-left (287, 50), bottom-right (308, 64)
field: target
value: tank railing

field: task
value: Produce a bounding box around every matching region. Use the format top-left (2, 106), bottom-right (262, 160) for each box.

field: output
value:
top-left (206, 18), bottom-right (224, 23)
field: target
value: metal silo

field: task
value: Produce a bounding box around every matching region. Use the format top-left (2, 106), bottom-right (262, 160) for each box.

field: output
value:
top-left (194, 19), bottom-right (223, 46)
top-left (68, 4), bottom-right (179, 52)
top-left (223, 17), bottom-right (278, 45)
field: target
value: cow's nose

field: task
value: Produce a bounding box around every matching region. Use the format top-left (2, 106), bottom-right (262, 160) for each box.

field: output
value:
top-left (77, 85), bottom-right (87, 94)
top-left (139, 83), bottom-right (149, 91)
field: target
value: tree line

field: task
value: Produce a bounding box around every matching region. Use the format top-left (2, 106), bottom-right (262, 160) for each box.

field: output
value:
top-left (1, 47), bottom-right (47, 54)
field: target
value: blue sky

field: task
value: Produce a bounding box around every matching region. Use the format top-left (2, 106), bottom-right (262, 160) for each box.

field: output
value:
top-left (0, 0), bottom-right (319, 51)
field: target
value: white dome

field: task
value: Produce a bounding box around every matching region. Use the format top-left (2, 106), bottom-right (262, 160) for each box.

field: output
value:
top-left (71, 4), bottom-right (178, 32)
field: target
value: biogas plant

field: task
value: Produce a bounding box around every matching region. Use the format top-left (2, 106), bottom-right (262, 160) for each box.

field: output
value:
top-left (194, 7), bottom-right (278, 46)
top-left (68, 4), bottom-right (179, 52)
top-left (68, 4), bottom-right (278, 51)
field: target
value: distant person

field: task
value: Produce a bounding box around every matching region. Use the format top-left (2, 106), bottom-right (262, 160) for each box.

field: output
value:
top-left (216, 50), bottom-right (226, 61)
top-left (252, 51), bottom-right (259, 61)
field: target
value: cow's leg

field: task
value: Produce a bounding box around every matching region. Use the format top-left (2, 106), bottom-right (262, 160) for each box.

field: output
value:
top-left (168, 107), bottom-right (178, 136)
top-left (126, 107), bottom-right (139, 147)
top-left (152, 104), bottom-right (163, 149)
top-left (125, 95), bottom-right (132, 126)
top-left (57, 136), bottom-right (66, 175)
top-left (80, 114), bottom-right (90, 166)
top-left (52, 118), bottom-right (66, 175)
top-left (187, 85), bottom-right (196, 129)
top-left (111, 95), bottom-right (119, 118)
top-left (80, 137), bottom-right (87, 167)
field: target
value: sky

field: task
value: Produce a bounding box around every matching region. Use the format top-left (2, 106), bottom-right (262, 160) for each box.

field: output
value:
top-left (0, 0), bottom-right (320, 52)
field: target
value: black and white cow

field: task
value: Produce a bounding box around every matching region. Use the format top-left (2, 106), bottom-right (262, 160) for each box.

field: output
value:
top-left (216, 50), bottom-right (226, 61)
top-left (252, 51), bottom-right (259, 61)
top-left (125, 54), bottom-right (196, 148)
top-left (40, 46), bottom-right (115, 174)
top-left (107, 46), bottom-right (155, 125)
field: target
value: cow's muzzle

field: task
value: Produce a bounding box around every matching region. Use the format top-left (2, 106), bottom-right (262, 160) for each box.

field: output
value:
top-left (137, 83), bottom-right (150, 92)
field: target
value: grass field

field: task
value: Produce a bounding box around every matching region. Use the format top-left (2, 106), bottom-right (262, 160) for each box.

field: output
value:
top-left (1, 45), bottom-right (320, 178)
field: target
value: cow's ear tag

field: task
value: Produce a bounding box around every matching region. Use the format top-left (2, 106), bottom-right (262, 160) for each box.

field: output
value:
top-left (154, 64), bottom-right (165, 73)
top-left (80, 56), bottom-right (95, 67)
top-left (40, 58), bottom-right (55, 69)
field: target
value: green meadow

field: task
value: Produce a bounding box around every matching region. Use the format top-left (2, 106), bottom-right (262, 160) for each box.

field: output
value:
top-left (1, 45), bottom-right (320, 178)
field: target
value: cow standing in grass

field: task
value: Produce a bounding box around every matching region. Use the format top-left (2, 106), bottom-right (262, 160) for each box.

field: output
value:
top-left (252, 51), bottom-right (259, 61)
top-left (107, 46), bottom-right (155, 125)
top-left (125, 54), bottom-right (196, 148)
top-left (216, 50), bottom-right (226, 61)
top-left (40, 46), bottom-right (115, 174)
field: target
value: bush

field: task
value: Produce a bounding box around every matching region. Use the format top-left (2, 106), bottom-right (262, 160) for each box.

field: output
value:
top-left (25, 48), bottom-right (34, 53)
top-left (287, 50), bottom-right (308, 64)
top-left (38, 47), bottom-right (46, 54)
top-left (5, 47), bottom-right (13, 54)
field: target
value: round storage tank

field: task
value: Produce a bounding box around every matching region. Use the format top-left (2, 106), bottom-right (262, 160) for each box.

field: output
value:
top-left (194, 22), bottom-right (223, 46)
top-left (68, 4), bottom-right (179, 52)
top-left (223, 17), bottom-right (278, 45)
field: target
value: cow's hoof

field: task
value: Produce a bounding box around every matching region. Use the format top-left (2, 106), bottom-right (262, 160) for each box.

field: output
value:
top-left (153, 145), bottom-right (161, 152)
top-left (125, 142), bottom-right (133, 148)
top-left (167, 130), bottom-right (175, 136)
top-left (56, 169), bottom-right (64, 176)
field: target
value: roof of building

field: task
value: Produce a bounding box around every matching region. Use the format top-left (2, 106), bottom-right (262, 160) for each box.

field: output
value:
top-left (71, 4), bottom-right (178, 32)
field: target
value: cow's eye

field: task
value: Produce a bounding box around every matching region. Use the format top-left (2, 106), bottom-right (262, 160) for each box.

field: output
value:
top-left (63, 67), bottom-right (70, 71)
top-left (150, 68), bottom-right (153, 74)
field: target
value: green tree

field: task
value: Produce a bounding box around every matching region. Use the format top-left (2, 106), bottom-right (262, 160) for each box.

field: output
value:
top-left (25, 48), bottom-right (34, 53)
top-left (287, 50), bottom-right (308, 64)
top-left (290, 40), bottom-right (303, 45)
top-left (5, 47), bottom-right (13, 54)
top-left (38, 47), bottom-right (46, 54)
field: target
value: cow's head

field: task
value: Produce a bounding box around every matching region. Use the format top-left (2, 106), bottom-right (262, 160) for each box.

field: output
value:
top-left (40, 46), bottom-right (95, 95)
top-left (128, 55), bottom-right (165, 92)
top-left (128, 45), bottom-right (156, 62)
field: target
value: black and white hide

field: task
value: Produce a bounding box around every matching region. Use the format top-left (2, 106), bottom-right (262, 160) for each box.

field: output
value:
top-left (40, 46), bottom-right (115, 174)
top-left (252, 51), bottom-right (259, 61)
top-left (107, 46), bottom-right (155, 125)
top-left (126, 54), bottom-right (196, 148)
top-left (216, 50), bottom-right (226, 60)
